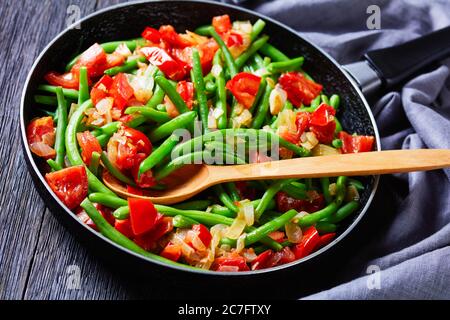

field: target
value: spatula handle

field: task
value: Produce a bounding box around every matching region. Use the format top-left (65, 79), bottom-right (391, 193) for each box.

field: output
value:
top-left (210, 149), bottom-right (450, 183)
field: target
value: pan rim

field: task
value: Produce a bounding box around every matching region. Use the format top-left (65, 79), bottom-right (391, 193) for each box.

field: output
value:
top-left (20, 0), bottom-right (380, 276)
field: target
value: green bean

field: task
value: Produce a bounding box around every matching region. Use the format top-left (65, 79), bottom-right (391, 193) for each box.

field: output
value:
top-left (173, 215), bottom-right (199, 228)
top-left (155, 75), bottom-right (190, 114)
top-left (332, 138), bottom-right (343, 149)
top-left (305, 178), bottom-right (313, 190)
top-left (149, 111), bottom-right (196, 142)
top-left (252, 53), bottom-right (265, 68)
top-left (255, 179), bottom-right (296, 220)
top-left (323, 200), bottom-right (359, 224)
top-left (315, 221), bottom-right (337, 234)
top-left (152, 151), bottom-right (202, 180)
top-left (65, 38), bottom-right (146, 72)
top-left (204, 72), bottom-right (214, 83)
top-left (125, 114), bottom-right (147, 128)
top-left (329, 94), bottom-right (340, 110)
top-left (138, 134), bottom-right (179, 177)
top-left (249, 77), bottom-right (267, 114)
top-left (348, 178), bottom-right (364, 191)
top-left (78, 67), bottom-right (89, 105)
top-left (211, 198), bottom-right (275, 218)
top-left (235, 35), bottom-right (269, 69)
top-left (145, 84), bottom-right (165, 109)
top-left (245, 209), bottom-right (298, 246)
top-left (297, 202), bottom-right (339, 228)
top-left (267, 57), bottom-right (304, 74)
top-left (336, 176), bottom-right (347, 206)
top-left (225, 182), bottom-right (240, 202)
top-left (205, 81), bottom-right (216, 93)
top-left (266, 130), bottom-right (310, 157)
top-left (213, 184), bottom-right (238, 213)
top-left (192, 48), bottom-right (209, 133)
top-left (89, 193), bottom-right (127, 209)
top-left (65, 99), bottom-right (114, 195)
top-left (47, 159), bottom-right (62, 171)
top-left (54, 87), bottom-right (68, 168)
top-left (335, 117), bottom-right (343, 133)
top-left (320, 178), bottom-right (332, 204)
top-left (194, 25), bottom-right (211, 36)
top-left (213, 50), bottom-right (228, 129)
top-left (100, 151), bottom-right (136, 186)
top-left (251, 84), bottom-right (272, 129)
top-left (320, 94), bottom-right (329, 105)
top-left (282, 182), bottom-right (307, 199)
top-left (80, 199), bottom-right (192, 269)
top-left (173, 200), bottom-right (212, 211)
top-left (250, 19), bottom-right (266, 41)
top-left (311, 95), bottom-right (322, 109)
top-left (125, 106), bottom-right (171, 123)
top-left (208, 27), bottom-right (238, 77)
top-left (260, 43), bottom-right (289, 62)
top-left (34, 95), bottom-right (58, 106)
top-left (156, 104), bottom-right (166, 112)
top-left (37, 85), bottom-right (79, 100)
top-left (113, 206), bottom-right (130, 220)
top-left (104, 56), bottom-right (147, 76)
top-left (89, 151), bottom-right (101, 176)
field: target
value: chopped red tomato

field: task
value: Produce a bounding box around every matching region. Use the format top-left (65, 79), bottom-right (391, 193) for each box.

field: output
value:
top-left (309, 103), bottom-right (336, 144)
top-left (276, 191), bottom-right (325, 213)
top-left (292, 227), bottom-right (320, 259)
top-left (140, 46), bottom-right (187, 80)
top-left (268, 231), bottom-right (286, 243)
top-left (251, 249), bottom-right (274, 270)
top-left (213, 255), bottom-right (250, 272)
top-left (76, 203), bottom-right (114, 230)
top-left (212, 15), bottom-right (232, 34)
top-left (159, 25), bottom-right (193, 48)
top-left (160, 242), bottom-right (182, 261)
top-left (172, 38), bottom-right (218, 74)
top-left (27, 116), bottom-right (56, 159)
top-left (44, 71), bottom-right (79, 89)
top-left (338, 131), bottom-right (375, 153)
top-left (295, 111), bottom-right (311, 137)
top-left (127, 185), bottom-right (144, 196)
top-left (134, 216), bottom-right (173, 251)
top-left (278, 247), bottom-right (296, 264)
top-left (45, 166), bottom-right (88, 209)
top-left (142, 26), bottom-right (162, 43)
top-left (107, 125), bottom-right (152, 171)
top-left (130, 153), bottom-right (157, 188)
top-left (128, 198), bottom-right (158, 236)
top-left (106, 52), bottom-right (126, 69)
top-left (109, 73), bottom-right (134, 113)
top-left (279, 72), bottom-right (322, 106)
top-left (71, 43), bottom-right (107, 78)
top-left (192, 224), bottom-right (212, 247)
top-left (176, 81), bottom-right (195, 109)
top-left (315, 233), bottom-right (336, 249)
top-left (115, 218), bottom-right (134, 238)
top-left (226, 32), bottom-right (243, 47)
top-left (90, 75), bottom-right (113, 105)
top-left (235, 181), bottom-right (256, 200)
top-left (76, 131), bottom-right (102, 165)
top-left (226, 72), bottom-right (261, 108)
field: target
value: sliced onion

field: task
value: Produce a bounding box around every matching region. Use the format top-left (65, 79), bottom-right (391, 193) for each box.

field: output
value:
top-left (225, 218), bottom-right (247, 239)
top-left (242, 249), bottom-right (257, 263)
top-left (218, 265), bottom-right (240, 272)
top-left (312, 143), bottom-right (340, 156)
top-left (212, 107), bottom-right (224, 119)
top-left (277, 109), bottom-right (297, 133)
top-left (30, 142), bottom-right (55, 158)
top-left (269, 86), bottom-right (287, 115)
top-left (208, 108), bottom-right (217, 129)
top-left (328, 183), bottom-right (337, 196)
top-left (115, 43), bottom-right (132, 57)
top-left (129, 69), bottom-right (154, 103)
top-left (232, 109), bottom-right (252, 128)
top-left (96, 97), bottom-right (113, 115)
top-left (236, 233), bottom-right (246, 253)
top-left (211, 64), bottom-right (223, 78)
top-left (232, 20), bottom-right (253, 35)
top-left (292, 211), bottom-right (309, 223)
top-left (242, 202), bottom-right (254, 226)
top-left (301, 132), bottom-right (319, 150)
top-left (285, 222), bottom-right (303, 243)
top-left (180, 241), bottom-right (195, 258)
top-left (41, 131), bottom-right (55, 147)
top-left (190, 231), bottom-right (207, 252)
top-left (345, 185), bottom-right (360, 202)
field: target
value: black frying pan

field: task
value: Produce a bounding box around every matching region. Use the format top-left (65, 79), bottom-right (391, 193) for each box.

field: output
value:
top-left (20, 0), bottom-right (450, 298)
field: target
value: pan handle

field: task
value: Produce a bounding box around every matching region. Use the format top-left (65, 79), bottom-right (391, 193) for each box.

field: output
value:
top-left (343, 25), bottom-right (450, 96)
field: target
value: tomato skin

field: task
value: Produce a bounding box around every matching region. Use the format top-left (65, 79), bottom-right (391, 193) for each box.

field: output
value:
top-left (160, 242), bottom-right (182, 262)
top-left (315, 233), bottom-right (336, 249)
top-left (130, 154), bottom-right (157, 188)
top-left (27, 116), bottom-right (56, 159)
top-left (279, 72), bottom-right (322, 106)
top-left (44, 71), bottom-right (79, 89)
top-left (76, 131), bottom-right (102, 165)
top-left (176, 81), bottom-right (195, 109)
top-left (121, 126), bottom-right (152, 155)
top-left (134, 216), bottom-right (173, 251)
top-left (310, 103), bottom-right (336, 126)
top-left (276, 191), bottom-right (325, 213)
top-left (45, 166), bottom-right (88, 209)
top-left (140, 46), bottom-right (186, 80)
top-left (226, 72), bottom-right (262, 108)
top-left (127, 185), bottom-right (144, 196)
top-left (213, 255), bottom-right (250, 271)
top-left (142, 26), bottom-right (161, 43)
top-left (212, 15), bottom-right (232, 34)
top-left (292, 227), bottom-right (320, 259)
top-left (338, 131), bottom-right (375, 153)
top-left (115, 218), bottom-right (134, 238)
top-left (128, 198), bottom-right (158, 236)
top-left (71, 43), bottom-right (107, 78)
top-left (295, 112), bottom-right (311, 137)
top-left (110, 73), bottom-right (134, 113)
top-left (226, 32), bottom-right (243, 47)
top-left (192, 224), bottom-right (212, 247)
top-left (159, 25), bottom-right (193, 49)
top-left (251, 249), bottom-right (274, 270)
top-left (172, 39), bottom-right (218, 74)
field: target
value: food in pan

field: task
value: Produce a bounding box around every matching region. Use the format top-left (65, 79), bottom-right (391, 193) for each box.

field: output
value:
top-left (27, 15), bottom-right (374, 272)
